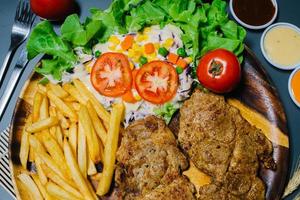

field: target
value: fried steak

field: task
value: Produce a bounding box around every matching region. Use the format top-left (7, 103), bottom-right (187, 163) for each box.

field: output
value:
top-left (115, 116), bottom-right (196, 200)
top-left (178, 90), bottom-right (274, 200)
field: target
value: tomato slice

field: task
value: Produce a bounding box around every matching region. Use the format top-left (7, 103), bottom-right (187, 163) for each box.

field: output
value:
top-left (91, 52), bottom-right (132, 97)
top-left (135, 61), bottom-right (178, 104)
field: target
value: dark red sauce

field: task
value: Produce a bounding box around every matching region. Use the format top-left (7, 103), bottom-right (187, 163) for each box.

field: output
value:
top-left (232, 0), bottom-right (276, 26)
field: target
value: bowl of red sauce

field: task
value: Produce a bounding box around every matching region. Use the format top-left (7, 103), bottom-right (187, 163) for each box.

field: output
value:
top-left (289, 67), bottom-right (300, 107)
top-left (229, 0), bottom-right (278, 30)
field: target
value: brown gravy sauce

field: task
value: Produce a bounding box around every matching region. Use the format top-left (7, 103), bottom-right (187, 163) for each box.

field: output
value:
top-left (233, 0), bottom-right (275, 26)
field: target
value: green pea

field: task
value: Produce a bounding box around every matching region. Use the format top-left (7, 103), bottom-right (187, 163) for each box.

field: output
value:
top-left (139, 56), bottom-right (148, 65)
top-left (176, 66), bottom-right (184, 74)
top-left (177, 47), bottom-right (187, 57)
top-left (158, 47), bottom-right (169, 57)
top-left (95, 50), bottom-right (101, 58)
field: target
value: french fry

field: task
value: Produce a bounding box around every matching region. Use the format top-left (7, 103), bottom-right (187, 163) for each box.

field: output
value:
top-left (40, 95), bottom-right (49, 120)
top-left (66, 102), bottom-right (81, 111)
top-left (87, 157), bottom-right (97, 176)
top-left (63, 83), bottom-right (88, 105)
top-left (64, 95), bottom-right (77, 102)
top-left (26, 117), bottom-right (59, 133)
top-left (63, 139), bottom-right (96, 200)
top-left (32, 92), bottom-right (43, 122)
top-left (32, 174), bottom-right (54, 200)
top-left (18, 173), bottom-right (43, 200)
top-left (69, 123), bottom-right (77, 155)
top-left (77, 121), bottom-right (87, 177)
top-left (46, 182), bottom-right (83, 200)
top-left (38, 84), bottom-right (47, 95)
top-left (73, 79), bottom-right (110, 125)
top-left (86, 101), bottom-right (107, 144)
top-left (57, 109), bottom-right (70, 129)
top-left (49, 106), bottom-right (57, 117)
top-left (97, 103), bottom-right (124, 196)
top-left (35, 155), bottom-right (48, 185)
top-left (29, 146), bottom-right (35, 162)
top-left (41, 132), bottom-right (71, 179)
top-left (56, 126), bottom-right (64, 148)
top-left (29, 135), bottom-right (67, 181)
top-left (79, 105), bottom-right (101, 163)
top-left (42, 165), bottom-right (83, 199)
top-left (48, 83), bottom-right (69, 99)
top-left (47, 90), bottom-right (77, 121)
top-left (19, 118), bottom-right (31, 169)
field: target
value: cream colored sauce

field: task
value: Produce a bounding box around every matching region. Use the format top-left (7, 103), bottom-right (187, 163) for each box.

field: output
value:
top-left (264, 26), bottom-right (300, 67)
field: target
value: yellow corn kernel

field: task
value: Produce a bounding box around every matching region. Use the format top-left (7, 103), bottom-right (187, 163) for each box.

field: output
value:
top-left (136, 34), bottom-right (148, 42)
top-left (184, 57), bottom-right (193, 64)
top-left (147, 52), bottom-right (157, 62)
top-left (143, 27), bottom-right (152, 34)
top-left (116, 49), bottom-right (123, 53)
top-left (154, 43), bottom-right (160, 49)
top-left (132, 43), bottom-right (142, 51)
top-left (108, 35), bottom-right (120, 45)
top-left (129, 62), bottom-right (135, 70)
top-left (133, 91), bottom-right (142, 101)
top-left (108, 45), bottom-right (117, 51)
top-left (84, 60), bottom-right (94, 73)
top-left (163, 38), bottom-right (174, 49)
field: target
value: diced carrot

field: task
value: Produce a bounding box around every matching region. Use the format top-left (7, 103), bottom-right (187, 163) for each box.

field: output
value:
top-left (132, 69), bottom-right (139, 89)
top-left (121, 35), bottom-right (134, 50)
top-left (176, 58), bottom-right (188, 69)
top-left (167, 53), bottom-right (179, 64)
top-left (122, 90), bottom-right (138, 103)
top-left (144, 43), bottom-right (155, 54)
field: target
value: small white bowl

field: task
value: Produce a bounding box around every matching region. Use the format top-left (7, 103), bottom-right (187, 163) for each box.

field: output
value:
top-left (229, 0), bottom-right (278, 30)
top-left (288, 66), bottom-right (300, 108)
top-left (260, 23), bottom-right (300, 70)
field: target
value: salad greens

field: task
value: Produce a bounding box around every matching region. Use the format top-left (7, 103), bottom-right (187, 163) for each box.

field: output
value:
top-left (154, 103), bottom-right (179, 124)
top-left (27, 0), bottom-right (246, 81)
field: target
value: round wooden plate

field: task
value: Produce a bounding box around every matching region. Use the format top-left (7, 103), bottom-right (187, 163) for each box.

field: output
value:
top-left (8, 46), bottom-right (289, 200)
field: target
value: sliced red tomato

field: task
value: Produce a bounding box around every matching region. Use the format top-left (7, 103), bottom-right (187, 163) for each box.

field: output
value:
top-left (91, 52), bottom-right (132, 97)
top-left (122, 90), bottom-right (138, 103)
top-left (135, 61), bottom-right (178, 104)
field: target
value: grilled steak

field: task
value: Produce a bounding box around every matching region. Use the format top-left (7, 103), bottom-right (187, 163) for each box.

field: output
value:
top-left (115, 116), bottom-right (196, 200)
top-left (178, 90), bottom-right (274, 200)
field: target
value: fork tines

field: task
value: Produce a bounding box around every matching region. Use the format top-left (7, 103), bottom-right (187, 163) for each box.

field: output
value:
top-left (15, 0), bottom-right (35, 24)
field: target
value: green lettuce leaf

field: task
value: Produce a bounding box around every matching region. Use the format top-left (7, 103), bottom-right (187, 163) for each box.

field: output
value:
top-left (61, 14), bottom-right (102, 46)
top-left (154, 103), bottom-right (179, 124)
top-left (27, 21), bottom-right (76, 62)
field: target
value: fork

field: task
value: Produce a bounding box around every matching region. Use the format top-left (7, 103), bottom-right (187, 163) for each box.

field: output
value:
top-left (0, 0), bottom-right (35, 88)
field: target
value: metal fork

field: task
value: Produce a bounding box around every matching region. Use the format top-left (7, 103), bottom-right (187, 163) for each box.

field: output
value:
top-left (0, 0), bottom-right (35, 88)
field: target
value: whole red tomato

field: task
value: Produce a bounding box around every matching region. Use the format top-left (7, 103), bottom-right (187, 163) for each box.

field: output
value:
top-left (197, 49), bottom-right (241, 93)
top-left (30, 0), bottom-right (75, 21)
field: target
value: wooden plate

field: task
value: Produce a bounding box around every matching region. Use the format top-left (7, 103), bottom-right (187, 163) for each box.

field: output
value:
top-left (8, 46), bottom-right (289, 200)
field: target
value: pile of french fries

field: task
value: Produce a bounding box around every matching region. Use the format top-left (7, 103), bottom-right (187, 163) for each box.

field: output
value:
top-left (18, 79), bottom-right (124, 200)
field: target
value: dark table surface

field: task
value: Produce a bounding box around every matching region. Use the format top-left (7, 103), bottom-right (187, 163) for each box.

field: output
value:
top-left (0, 0), bottom-right (299, 199)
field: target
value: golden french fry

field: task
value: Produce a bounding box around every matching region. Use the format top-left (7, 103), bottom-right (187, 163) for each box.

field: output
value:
top-left (38, 84), bottom-right (47, 95)
top-left (64, 95), bottom-right (77, 102)
top-left (56, 126), bottom-right (64, 148)
top-left (32, 92), bottom-right (43, 122)
top-left (18, 173), bottom-right (43, 200)
top-left (77, 121), bottom-right (87, 177)
top-left (48, 83), bottom-right (69, 99)
top-left (26, 117), bottom-right (59, 133)
top-left (29, 146), bottom-right (35, 162)
top-left (63, 83), bottom-right (88, 105)
top-left (73, 79), bottom-right (110, 125)
top-left (35, 155), bottom-right (48, 185)
top-left (66, 102), bottom-right (80, 111)
top-left (87, 157), bottom-right (97, 176)
top-left (69, 123), bottom-right (77, 155)
top-left (97, 103), bottom-right (124, 196)
top-left (40, 96), bottom-right (49, 120)
top-left (47, 90), bottom-right (77, 121)
top-left (90, 173), bottom-right (102, 182)
top-left (57, 110), bottom-right (70, 129)
top-left (41, 132), bottom-right (71, 179)
top-left (63, 139), bottom-right (96, 200)
top-left (29, 135), bottom-right (67, 181)
top-left (46, 181), bottom-right (83, 200)
top-left (49, 106), bottom-right (57, 117)
top-left (19, 122), bottom-right (31, 169)
top-left (86, 101), bottom-right (107, 144)
top-left (32, 174), bottom-right (54, 200)
top-left (79, 105), bottom-right (101, 163)
top-left (42, 165), bottom-right (83, 199)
